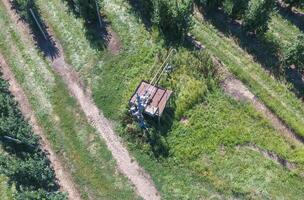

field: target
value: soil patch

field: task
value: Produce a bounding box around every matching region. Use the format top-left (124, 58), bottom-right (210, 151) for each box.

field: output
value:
top-left (107, 28), bottom-right (122, 55)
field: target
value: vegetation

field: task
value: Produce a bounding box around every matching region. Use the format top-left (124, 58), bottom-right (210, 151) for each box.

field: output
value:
top-left (0, 175), bottom-right (15, 200)
top-left (195, 0), bottom-right (304, 90)
top-left (223, 0), bottom-right (249, 19)
top-left (192, 5), bottom-right (304, 138)
top-left (243, 0), bottom-right (276, 34)
top-left (2, 0), bottom-right (304, 198)
top-left (0, 1), bottom-right (138, 199)
top-left (284, 34), bottom-right (304, 71)
top-left (0, 77), bottom-right (65, 199)
top-left (152, 0), bottom-right (193, 41)
top-left (197, 0), bottom-right (276, 34)
top-left (33, 0), bottom-right (304, 198)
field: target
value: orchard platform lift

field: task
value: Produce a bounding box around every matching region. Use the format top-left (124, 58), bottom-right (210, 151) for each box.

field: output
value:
top-left (130, 81), bottom-right (172, 117)
top-left (129, 49), bottom-right (176, 129)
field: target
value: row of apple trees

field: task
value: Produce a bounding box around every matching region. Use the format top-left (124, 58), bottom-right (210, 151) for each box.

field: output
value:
top-left (0, 77), bottom-right (66, 199)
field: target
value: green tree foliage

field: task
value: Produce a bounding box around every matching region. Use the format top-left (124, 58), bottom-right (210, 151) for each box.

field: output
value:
top-left (243, 0), bottom-right (275, 35)
top-left (0, 77), bottom-right (66, 200)
top-left (152, 0), bottom-right (193, 41)
top-left (223, 0), bottom-right (249, 19)
top-left (284, 34), bottom-right (304, 71)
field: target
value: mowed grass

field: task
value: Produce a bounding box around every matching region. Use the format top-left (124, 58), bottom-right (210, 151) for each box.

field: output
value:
top-left (191, 15), bottom-right (304, 137)
top-left (34, 0), bottom-right (304, 198)
top-left (0, 2), bottom-right (138, 200)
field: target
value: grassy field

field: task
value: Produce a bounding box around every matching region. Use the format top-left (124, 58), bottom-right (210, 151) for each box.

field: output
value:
top-left (33, 0), bottom-right (304, 198)
top-left (191, 12), bottom-right (304, 138)
top-left (0, 1), bottom-right (138, 199)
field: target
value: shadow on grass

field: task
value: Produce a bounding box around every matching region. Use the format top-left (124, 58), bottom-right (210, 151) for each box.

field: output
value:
top-left (127, 0), bottom-right (152, 31)
top-left (10, 2), bottom-right (59, 60)
top-left (144, 107), bottom-right (175, 159)
top-left (64, 0), bottom-right (110, 51)
top-left (199, 7), bottom-right (304, 99)
top-left (277, 3), bottom-right (304, 32)
top-left (120, 105), bottom-right (174, 159)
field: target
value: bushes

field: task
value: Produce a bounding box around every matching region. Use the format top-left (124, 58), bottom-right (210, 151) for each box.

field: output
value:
top-left (284, 34), bottom-right (304, 71)
top-left (243, 0), bottom-right (276, 35)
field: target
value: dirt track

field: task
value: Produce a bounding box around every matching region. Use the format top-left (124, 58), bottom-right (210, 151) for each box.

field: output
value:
top-left (0, 55), bottom-right (82, 200)
top-left (51, 43), bottom-right (160, 200)
top-left (2, 0), bottom-right (160, 199)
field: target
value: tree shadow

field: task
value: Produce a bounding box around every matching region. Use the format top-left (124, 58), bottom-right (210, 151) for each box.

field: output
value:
top-left (199, 8), bottom-right (304, 98)
top-left (127, 0), bottom-right (153, 31)
top-left (144, 107), bottom-right (175, 159)
top-left (285, 67), bottom-right (304, 100)
top-left (63, 0), bottom-right (110, 51)
top-left (10, 2), bottom-right (60, 60)
top-left (0, 137), bottom-right (36, 158)
top-left (277, 3), bottom-right (304, 32)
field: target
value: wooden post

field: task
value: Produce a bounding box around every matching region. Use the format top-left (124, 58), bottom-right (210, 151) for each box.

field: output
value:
top-left (29, 8), bottom-right (48, 40)
top-left (95, 0), bottom-right (102, 28)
